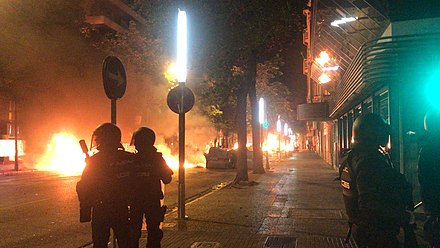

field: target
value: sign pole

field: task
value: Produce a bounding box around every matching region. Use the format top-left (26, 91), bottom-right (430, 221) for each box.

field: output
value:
top-left (178, 82), bottom-right (186, 219)
top-left (110, 98), bottom-right (116, 247)
top-left (14, 100), bottom-right (18, 171)
top-left (102, 56), bottom-right (126, 248)
top-left (175, 9), bottom-right (189, 220)
top-left (167, 84), bottom-right (193, 219)
top-left (111, 99), bottom-right (117, 124)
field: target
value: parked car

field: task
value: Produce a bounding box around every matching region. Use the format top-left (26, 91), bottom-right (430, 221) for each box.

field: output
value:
top-left (204, 147), bottom-right (235, 169)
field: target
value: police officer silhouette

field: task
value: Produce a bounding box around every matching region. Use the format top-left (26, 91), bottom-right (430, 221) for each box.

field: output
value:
top-left (76, 123), bottom-right (134, 248)
top-left (130, 127), bottom-right (173, 248)
top-left (418, 110), bottom-right (440, 247)
top-left (340, 114), bottom-right (414, 248)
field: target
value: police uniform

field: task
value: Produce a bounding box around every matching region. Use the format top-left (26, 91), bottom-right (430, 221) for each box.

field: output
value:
top-left (341, 143), bottom-right (412, 248)
top-left (419, 137), bottom-right (440, 247)
top-left (77, 149), bottom-right (134, 248)
top-left (130, 147), bottom-right (173, 248)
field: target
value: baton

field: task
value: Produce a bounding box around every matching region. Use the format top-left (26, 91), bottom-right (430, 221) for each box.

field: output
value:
top-left (414, 201), bottom-right (423, 210)
top-left (79, 139), bottom-right (90, 158)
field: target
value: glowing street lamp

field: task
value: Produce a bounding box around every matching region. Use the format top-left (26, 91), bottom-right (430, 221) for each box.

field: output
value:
top-left (177, 9), bottom-right (187, 83)
top-left (259, 98), bottom-right (265, 124)
top-left (259, 97), bottom-right (265, 147)
top-left (331, 17), bottom-right (357, 27)
top-left (276, 116), bottom-right (281, 161)
top-left (177, 9), bottom-right (187, 220)
top-left (276, 116), bottom-right (282, 133)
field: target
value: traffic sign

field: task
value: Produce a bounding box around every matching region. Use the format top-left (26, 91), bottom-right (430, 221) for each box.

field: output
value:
top-left (167, 85), bottom-right (195, 114)
top-left (102, 56), bottom-right (127, 100)
top-left (263, 121), bottom-right (269, 128)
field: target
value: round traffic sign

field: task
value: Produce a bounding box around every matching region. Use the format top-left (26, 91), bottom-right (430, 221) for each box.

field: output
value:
top-left (167, 85), bottom-right (195, 114)
top-left (102, 56), bottom-right (127, 99)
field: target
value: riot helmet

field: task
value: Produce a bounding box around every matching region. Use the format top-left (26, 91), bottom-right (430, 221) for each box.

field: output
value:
top-left (352, 113), bottom-right (390, 147)
top-left (91, 123), bottom-right (121, 151)
top-left (424, 110), bottom-right (440, 136)
top-left (131, 127), bottom-right (156, 149)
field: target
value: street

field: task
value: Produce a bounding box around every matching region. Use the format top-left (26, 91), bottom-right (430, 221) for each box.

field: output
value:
top-left (0, 167), bottom-right (236, 248)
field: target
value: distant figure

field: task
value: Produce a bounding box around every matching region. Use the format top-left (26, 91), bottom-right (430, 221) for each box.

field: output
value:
top-left (130, 127), bottom-right (173, 248)
top-left (418, 110), bottom-right (440, 247)
top-left (76, 123), bottom-right (134, 248)
top-left (339, 114), bottom-right (415, 248)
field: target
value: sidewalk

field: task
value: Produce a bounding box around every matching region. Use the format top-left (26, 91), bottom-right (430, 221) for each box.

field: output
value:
top-left (147, 151), bottom-right (357, 248)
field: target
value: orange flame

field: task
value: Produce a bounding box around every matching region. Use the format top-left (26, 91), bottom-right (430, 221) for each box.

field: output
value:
top-left (37, 132), bottom-right (205, 176)
top-left (154, 143), bottom-right (204, 170)
top-left (36, 132), bottom-right (86, 176)
top-left (262, 132), bottom-right (294, 154)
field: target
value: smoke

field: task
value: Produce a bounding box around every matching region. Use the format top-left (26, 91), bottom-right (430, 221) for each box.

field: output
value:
top-left (0, 1), bottom-right (216, 166)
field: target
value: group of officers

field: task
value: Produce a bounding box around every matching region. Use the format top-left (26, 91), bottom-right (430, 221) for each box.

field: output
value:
top-left (339, 110), bottom-right (440, 248)
top-left (76, 123), bottom-right (173, 248)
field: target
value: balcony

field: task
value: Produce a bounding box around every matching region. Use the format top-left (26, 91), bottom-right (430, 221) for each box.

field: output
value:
top-left (330, 32), bottom-right (440, 117)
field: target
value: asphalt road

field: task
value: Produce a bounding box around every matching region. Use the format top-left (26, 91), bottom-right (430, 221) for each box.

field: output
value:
top-left (0, 167), bottom-right (236, 248)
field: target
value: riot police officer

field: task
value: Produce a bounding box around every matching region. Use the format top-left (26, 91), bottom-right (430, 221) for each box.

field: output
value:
top-left (76, 123), bottom-right (134, 248)
top-left (339, 113), bottom-right (414, 248)
top-left (130, 127), bottom-right (173, 248)
top-left (418, 110), bottom-right (440, 247)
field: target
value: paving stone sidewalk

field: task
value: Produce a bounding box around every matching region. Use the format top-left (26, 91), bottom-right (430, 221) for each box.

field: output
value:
top-left (145, 152), bottom-right (357, 248)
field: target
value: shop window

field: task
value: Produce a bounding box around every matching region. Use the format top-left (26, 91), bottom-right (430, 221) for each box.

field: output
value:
top-left (354, 105), bottom-right (361, 121)
top-left (348, 111), bottom-right (354, 147)
top-left (363, 98), bottom-right (373, 114)
top-left (342, 115), bottom-right (348, 149)
top-left (378, 91), bottom-right (389, 123)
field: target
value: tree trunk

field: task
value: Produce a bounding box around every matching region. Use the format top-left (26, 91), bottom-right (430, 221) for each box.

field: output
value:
top-left (248, 52), bottom-right (265, 174)
top-left (234, 81), bottom-right (249, 183)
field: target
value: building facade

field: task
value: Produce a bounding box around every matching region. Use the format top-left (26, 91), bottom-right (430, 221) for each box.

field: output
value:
top-left (298, 0), bottom-right (440, 199)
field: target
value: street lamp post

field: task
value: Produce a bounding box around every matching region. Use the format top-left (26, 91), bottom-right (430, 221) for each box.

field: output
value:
top-left (284, 123), bottom-right (288, 158)
top-left (177, 9), bottom-right (187, 220)
top-left (276, 116), bottom-right (281, 162)
top-left (258, 98), bottom-right (264, 156)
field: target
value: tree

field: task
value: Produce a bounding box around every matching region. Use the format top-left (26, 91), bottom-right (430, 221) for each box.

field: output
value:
top-left (0, 0), bottom-right (87, 99)
top-left (198, 1), bottom-right (303, 183)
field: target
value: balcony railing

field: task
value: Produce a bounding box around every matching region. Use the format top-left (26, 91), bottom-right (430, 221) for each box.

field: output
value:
top-left (330, 32), bottom-right (440, 117)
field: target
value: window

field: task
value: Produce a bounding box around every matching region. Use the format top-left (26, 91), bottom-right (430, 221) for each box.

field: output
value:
top-left (363, 98), bottom-right (373, 114)
top-left (378, 91), bottom-right (389, 123)
top-left (354, 105), bottom-right (361, 121)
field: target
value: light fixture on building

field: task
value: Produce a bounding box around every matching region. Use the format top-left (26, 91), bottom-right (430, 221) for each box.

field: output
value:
top-left (322, 65), bottom-right (339, 71)
top-left (331, 17), bottom-right (357, 27)
top-left (318, 73), bottom-right (331, 84)
top-left (315, 51), bottom-right (330, 67)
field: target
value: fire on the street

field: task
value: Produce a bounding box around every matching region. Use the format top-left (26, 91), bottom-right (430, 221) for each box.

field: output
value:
top-left (232, 132), bottom-right (294, 154)
top-left (36, 132), bottom-right (204, 176)
top-left (36, 132), bottom-right (86, 176)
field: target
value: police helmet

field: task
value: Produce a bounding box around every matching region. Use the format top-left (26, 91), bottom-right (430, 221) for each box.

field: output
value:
top-left (92, 123), bottom-right (121, 151)
top-left (130, 127), bottom-right (156, 148)
top-left (424, 110), bottom-right (440, 135)
top-left (352, 113), bottom-right (390, 146)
